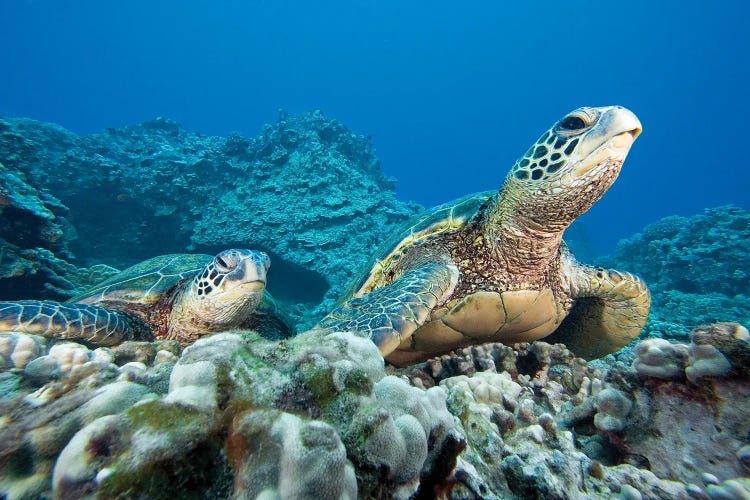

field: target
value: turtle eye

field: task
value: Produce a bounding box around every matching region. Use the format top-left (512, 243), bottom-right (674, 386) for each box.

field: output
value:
top-left (559, 115), bottom-right (588, 131)
top-left (215, 254), bottom-right (234, 271)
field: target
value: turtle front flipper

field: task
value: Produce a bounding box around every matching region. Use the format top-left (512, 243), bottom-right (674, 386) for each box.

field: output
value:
top-left (0, 301), bottom-right (151, 346)
top-left (547, 261), bottom-right (651, 359)
top-left (316, 261), bottom-right (459, 357)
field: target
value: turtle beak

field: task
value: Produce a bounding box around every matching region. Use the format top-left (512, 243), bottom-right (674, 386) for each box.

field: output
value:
top-left (240, 258), bottom-right (267, 286)
top-left (608, 130), bottom-right (638, 155)
top-left (606, 106), bottom-right (642, 151)
top-left (575, 106), bottom-right (642, 168)
top-left (630, 124), bottom-right (643, 140)
top-left (240, 281), bottom-right (265, 292)
top-left (224, 266), bottom-right (265, 300)
top-left (214, 251), bottom-right (269, 299)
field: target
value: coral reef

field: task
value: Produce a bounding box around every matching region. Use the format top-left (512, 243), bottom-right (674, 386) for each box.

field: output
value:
top-left (2, 113), bottom-right (749, 498)
top-left (0, 329), bottom-right (461, 499)
top-left (0, 113), bottom-right (419, 321)
top-left (1, 321), bottom-right (747, 498)
top-left (398, 322), bottom-right (750, 498)
top-left (604, 206), bottom-right (750, 340)
top-left (612, 206), bottom-right (750, 296)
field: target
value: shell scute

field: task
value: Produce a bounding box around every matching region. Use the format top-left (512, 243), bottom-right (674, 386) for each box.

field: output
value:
top-left (441, 291), bottom-right (506, 338)
top-left (71, 254), bottom-right (211, 307)
top-left (350, 191), bottom-right (494, 298)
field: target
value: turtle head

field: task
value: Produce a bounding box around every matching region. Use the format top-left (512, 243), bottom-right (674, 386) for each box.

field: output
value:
top-left (183, 249), bottom-right (270, 330)
top-left (502, 105), bottom-right (642, 230)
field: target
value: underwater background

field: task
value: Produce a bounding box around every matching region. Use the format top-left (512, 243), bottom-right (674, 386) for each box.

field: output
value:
top-left (2, 2), bottom-right (750, 499)
top-left (1, 0), bottom-right (749, 256)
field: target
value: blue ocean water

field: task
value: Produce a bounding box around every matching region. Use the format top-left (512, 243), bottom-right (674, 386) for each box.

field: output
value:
top-left (1, 0), bottom-right (748, 255)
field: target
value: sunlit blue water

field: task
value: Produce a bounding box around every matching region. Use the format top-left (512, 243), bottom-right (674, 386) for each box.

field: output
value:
top-left (1, 0), bottom-right (748, 255)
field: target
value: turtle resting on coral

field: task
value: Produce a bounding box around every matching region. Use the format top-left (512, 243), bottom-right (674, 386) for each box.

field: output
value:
top-left (0, 249), bottom-right (294, 346)
top-left (317, 106), bottom-right (650, 365)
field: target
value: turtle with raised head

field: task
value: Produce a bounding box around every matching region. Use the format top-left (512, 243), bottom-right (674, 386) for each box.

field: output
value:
top-left (0, 249), bottom-right (294, 346)
top-left (317, 106), bottom-right (650, 365)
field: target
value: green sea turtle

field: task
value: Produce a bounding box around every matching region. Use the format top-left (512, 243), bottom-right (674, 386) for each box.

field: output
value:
top-left (317, 106), bottom-right (650, 365)
top-left (0, 249), bottom-right (294, 346)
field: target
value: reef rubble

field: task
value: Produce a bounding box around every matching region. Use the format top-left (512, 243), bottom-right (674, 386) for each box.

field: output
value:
top-left (1, 321), bottom-right (748, 499)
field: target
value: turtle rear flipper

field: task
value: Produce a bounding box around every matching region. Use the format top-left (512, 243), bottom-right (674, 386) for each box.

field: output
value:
top-left (317, 261), bottom-right (459, 357)
top-left (0, 300), bottom-right (151, 346)
top-left (547, 265), bottom-right (650, 359)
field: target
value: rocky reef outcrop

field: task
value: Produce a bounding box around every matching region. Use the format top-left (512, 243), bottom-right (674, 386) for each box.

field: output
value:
top-left (0, 154), bottom-right (118, 301)
top-left (0, 112), bottom-right (419, 322)
top-left (603, 206), bottom-right (750, 341)
top-left (1, 322), bottom-right (748, 499)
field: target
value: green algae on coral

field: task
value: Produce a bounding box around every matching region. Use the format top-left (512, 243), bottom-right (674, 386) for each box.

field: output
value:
top-left (124, 400), bottom-right (212, 432)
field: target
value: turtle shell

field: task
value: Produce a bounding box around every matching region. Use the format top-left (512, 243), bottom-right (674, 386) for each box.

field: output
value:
top-left (71, 253), bottom-right (211, 307)
top-left (348, 191), bottom-right (495, 298)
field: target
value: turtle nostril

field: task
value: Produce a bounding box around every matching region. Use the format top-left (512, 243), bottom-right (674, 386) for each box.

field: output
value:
top-left (258, 253), bottom-right (271, 271)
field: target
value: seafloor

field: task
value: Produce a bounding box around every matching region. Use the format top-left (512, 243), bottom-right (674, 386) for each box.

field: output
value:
top-left (0, 113), bottom-right (748, 499)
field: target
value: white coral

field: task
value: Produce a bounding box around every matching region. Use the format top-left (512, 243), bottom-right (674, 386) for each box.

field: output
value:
top-left (685, 344), bottom-right (732, 383)
top-left (91, 347), bottom-right (115, 366)
top-left (632, 338), bottom-right (688, 380)
top-left (49, 342), bottom-right (91, 377)
top-left (272, 413), bottom-right (358, 500)
top-left (0, 332), bottom-right (46, 369)
top-left (165, 360), bottom-right (218, 409)
top-left (594, 387), bottom-right (632, 432)
top-left (368, 376), bottom-right (455, 485)
top-left (52, 415), bottom-right (125, 492)
top-left (440, 370), bottom-right (522, 405)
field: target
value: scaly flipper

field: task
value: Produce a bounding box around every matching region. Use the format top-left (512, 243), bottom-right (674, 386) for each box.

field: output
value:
top-left (0, 300), bottom-right (151, 346)
top-left (546, 261), bottom-right (650, 359)
top-left (317, 262), bottom-right (459, 356)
